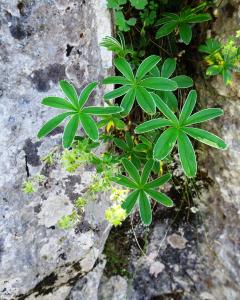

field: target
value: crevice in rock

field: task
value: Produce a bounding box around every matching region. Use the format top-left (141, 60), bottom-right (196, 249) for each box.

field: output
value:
top-left (66, 44), bottom-right (74, 57)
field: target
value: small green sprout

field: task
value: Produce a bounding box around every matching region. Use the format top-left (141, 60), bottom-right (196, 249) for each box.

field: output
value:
top-left (22, 180), bottom-right (36, 194)
top-left (57, 211), bottom-right (79, 230)
top-left (22, 174), bottom-right (46, 194)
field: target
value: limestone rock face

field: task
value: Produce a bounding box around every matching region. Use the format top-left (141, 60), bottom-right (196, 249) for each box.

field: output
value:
top-left (0, 0), bottom-right (112, 299)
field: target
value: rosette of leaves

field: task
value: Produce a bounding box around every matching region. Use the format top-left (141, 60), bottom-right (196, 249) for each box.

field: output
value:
top-left (156, 8), bottom-right (211, 45)
top-left (150, 58), bottom-right (193, 111)
top-left (199, 38), bottom-right (240, 85)
top-left (112, 158), bottom-right (173, 225)
top-left (135, 90), bottom-right (227, 177)
top-left (103, 55), bottom-right (178, 115)
top-left (37, 80), bottom-right (123, 148)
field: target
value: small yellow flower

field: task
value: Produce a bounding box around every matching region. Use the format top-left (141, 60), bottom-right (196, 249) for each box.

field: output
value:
top-left (106, 120), bottom-right (115, 133)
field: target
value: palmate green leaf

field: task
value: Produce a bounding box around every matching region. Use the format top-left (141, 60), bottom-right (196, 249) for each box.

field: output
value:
top-left (125, 132), bottom-right (133, 148)
top-left (157, 91), bottom-right (178, 112)
top-left (182, 127), bottom-right (227, 150)
top-left (206, 65), bottom-right (222, 76)
top-left (111, 175), bottom-right (138, 189)
top-left (114, 138), bottom-right (129, 151)
top-left (184, 108), bottom-right (224, 125)
top-left (145, 173), bottom-right (171, 189)
top-left (178, 131), bottom-right (197, 177)
top-left (38, 112), bottom-right (72, 138)
top-left (41, 97), bottom-right (76, 110)
top-left (107, 0), bottom-right (127, 9)
top-left (161, 58), bottom-right (176, 78)
top-left (223, 69), bottom-right (232, 85)
top-left (172, 75), bottom-right (193, 88)
top-left (186, 13), bottom-right (211, 23)
top-left (150, 65), bottom-right (161, 77)
top-left (82, 106), bottom-right (123, 115)
top-left (79, 113), bottom-right (99, 142)
top-left (115, 11), bottom-right (136, 32)
top-left (199, 38), bottom-right (222, 55)
top-left (59, 80), bottom-right (79, 109)
top-left (113, 118), bottom-right (126, 129)
top-left (145, 189), bottom-right (173, 207)
top-left (122, 158), bottom-right (140, 184)
top-left (130, 0), bottom-right (148, 10)
top-left (179, 23), bottom-right (192, 45)
top-left (121, 88), bottom-right (136, 116)
top-left (139, 190), bottom-right (152, 225)
top-left (141, 159), bottom-right (154, 185)
top-left (153, 127), bottom-right (179, 160)
top-left (140, 77), bottom-right (178, 91)
top-left (63, 114), bottom-right (79, 148)
top-left (135, 87), bottom-right (156, 114)
top-left (114, 57), bottom-right (134, 81)
top-left (135, 118), bottom-right (172, 134)
top-left (79, 82), bottom-right (98, 109)
top-left (104, 85), bottom-right (130, 100)
top-left (113, 159), bottom-right (174, 225)
top-left (102, 76), bottom-right (130, 85)
top-left (121, 190), bottom-right (139, 214)
top-left (156, 21), bottom-right (177, 39)
top-left (179, 90), bottom-right (197, 124)
top-left (152, 93), bottom-right (179, 125)
top-left (136, 55), bottom-right (161, 80)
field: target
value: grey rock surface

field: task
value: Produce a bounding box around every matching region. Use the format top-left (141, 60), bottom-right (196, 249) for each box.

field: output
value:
top-left (0, 0), bottom-right (112, 299)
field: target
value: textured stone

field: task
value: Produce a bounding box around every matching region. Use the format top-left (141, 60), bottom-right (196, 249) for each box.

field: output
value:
top-left (0, 0), bottom-right (112, 299)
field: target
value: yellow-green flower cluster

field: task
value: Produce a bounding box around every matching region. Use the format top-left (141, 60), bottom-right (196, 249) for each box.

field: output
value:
top-left (110, 187), bottom-right (129, 203)
top-left (22, 180), bottom-right (36, 194)
top-left (57, 211), bottom-right (79, 229)
top-left (57, 197), bottom-right (87, 230)
top-left (75, 197), bottom-right (87, 211)
top-left (61, 147), bottom-right (92, 172)
top-left (222, 39), bottom-right (239, 66)
top-left (105, 187), bottom-right (129, 226)
top-left (105, 204), bottom-right (127, 227)
top-left (22, 174), bottom-right (46, 194)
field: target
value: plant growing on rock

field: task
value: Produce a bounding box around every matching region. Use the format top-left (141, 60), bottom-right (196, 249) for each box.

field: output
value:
top-left (156, 6), bottom-right (211, 44)
top-left (37, 80), bottom-right (123, 148)
top-left (112, 159), bottom-right (173, 225)
top-left (135, 90), bottom-right (227, 177)
top-left (103, 55), bottom-right (178, 115)
top-left (38, 0), bottom-right (228, 226)
top-left (199, 36), bottom-right (240, 85)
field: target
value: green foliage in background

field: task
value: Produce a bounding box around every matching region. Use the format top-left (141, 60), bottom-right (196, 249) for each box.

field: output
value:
top-left (156, 6), bottom-right (211, 44)
top-left (199, 36), bottom-right (240, 85)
